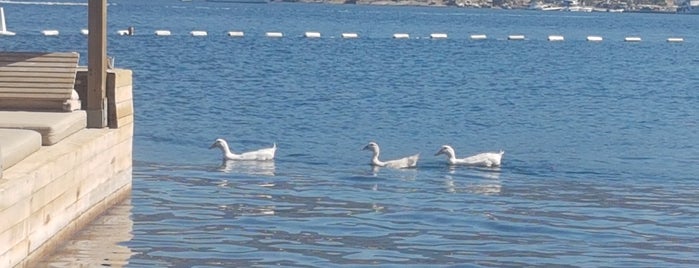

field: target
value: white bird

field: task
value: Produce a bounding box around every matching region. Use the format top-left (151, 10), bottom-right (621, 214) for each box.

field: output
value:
top-left (435, 145), bottom-right (504, 167)
top-left (362, 141), bottom-right (419, 169)
top-left (209, 138), bottom-right (276, 161)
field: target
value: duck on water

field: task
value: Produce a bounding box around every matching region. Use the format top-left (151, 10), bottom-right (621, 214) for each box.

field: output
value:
top-left (210, 138), bottom-right (276, 161)
top-left (362, 141), bottom-right (420, 169)
top-left (435, 145), bottom-right (504, 167)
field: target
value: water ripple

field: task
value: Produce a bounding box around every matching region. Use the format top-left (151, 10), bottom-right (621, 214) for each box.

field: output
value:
top-left (28, 2), bottom-right (699, 267)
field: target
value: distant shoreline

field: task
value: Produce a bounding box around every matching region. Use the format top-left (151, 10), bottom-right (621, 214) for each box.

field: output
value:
top-left (194, 0), bottom-right (689, 14)
top-left (259, 0), bottom-right (684, 14)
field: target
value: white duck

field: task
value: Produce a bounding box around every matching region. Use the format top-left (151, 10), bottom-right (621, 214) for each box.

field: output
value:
top-left (435, 145), bottom-right (504, 167)
top-left (362, 141), bottom-right (420, 169)
top-left (209, 138), bottom-right (276, 161)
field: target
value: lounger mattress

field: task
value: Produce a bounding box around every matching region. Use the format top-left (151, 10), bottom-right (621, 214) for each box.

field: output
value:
top-left (0, 128), bottom-right (42, 172)
top-left (0, 111), bottom-right (87, 145)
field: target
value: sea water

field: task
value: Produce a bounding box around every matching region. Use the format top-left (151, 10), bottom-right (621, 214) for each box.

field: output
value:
top-left (1, 0), bottom-right (698, 266)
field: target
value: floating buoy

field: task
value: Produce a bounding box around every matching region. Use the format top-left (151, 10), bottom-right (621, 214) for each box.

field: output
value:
top-left (430, 33), bottom-right (448, 39)
top-left (470, 34), bottom-right (487, 40)
top-left (667, 37), bottom-right (684, 43)
top-left (304, 31), bottom-right (321, 38)
top-left (80, 29), bottom-right (89, 35)
top-left (266, 32), bottom-right (283, 38)
top-left (586, 35), bottom-right (603, 42)
top-left (624, 36), bottom-right (641, 42)
top-left (154, 30), bottom-right (171, 36)
top-left (227, 31), bottom-right (244, 37)
top-left (41, 30), bottom-right (59, 36)
top-left (508, 35), bottom-right (525, 40)
top-left (548, 35), bottom-right (564, 41)
top-left (341, 32), bottom-right (358, 39)
top-left (190, 30), bottom-right (207, 37)
top-left (118, 26), bottom-right (135, 36)
top-left (393, 33), bottom-right (410, 39)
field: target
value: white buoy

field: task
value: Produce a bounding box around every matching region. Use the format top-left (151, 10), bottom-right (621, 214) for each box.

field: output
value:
top-left (227, 31), bottom-right (244, 37)
top-left (586, 36), bottom-right (603, 42)
top-left (430, 33), bottom-right (448, 39)
top-left (508, 35), bottom-right (525, 40)
top-left (548, 35), bottom-right (564, 41)
top-left (624, 36), bottom-right (641, 42)
top-left (0, 7), bottom-right (15, 36)
top-left (304, 31), bottom-right (321, 38)
top-left (154, 30), bottom-right (171, 36)
top-left (41, 30), bottom-right (59, 36)
top-left (190, 30), bottom-right (207, 37)
top-left (470, 34), bottom-right (487, 40)
top-left (80, 29), bottom-right (89, 36)
top-left (667, 37), bottom-right (684, 43)
top-left (266, 32), bottom-right (283, 38)
top-left (117, 29), bottom-right (130, 36)
top-left (393, 33), bottom-right (410, 39)
top-left (341, 32), bottom-right (358, 39)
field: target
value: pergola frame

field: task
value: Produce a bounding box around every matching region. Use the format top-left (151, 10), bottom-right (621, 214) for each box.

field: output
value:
top-left (87, 0), bottom-right (107, 128)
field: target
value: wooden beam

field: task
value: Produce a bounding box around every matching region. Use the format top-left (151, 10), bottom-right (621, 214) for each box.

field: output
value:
top-left (87, 0), bottom-right (107, 128)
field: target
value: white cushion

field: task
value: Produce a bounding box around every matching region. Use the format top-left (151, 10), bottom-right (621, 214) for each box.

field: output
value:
top-left (0, 111), bottom-right (86, 145)
top-left (0, 128), bottom-right (42, 171)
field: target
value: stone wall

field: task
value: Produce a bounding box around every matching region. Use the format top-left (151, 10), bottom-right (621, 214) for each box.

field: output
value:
top-left (0, 69), bottom-right (133, 268)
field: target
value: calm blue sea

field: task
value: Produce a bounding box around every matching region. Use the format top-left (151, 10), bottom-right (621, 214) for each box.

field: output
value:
top-left (2, 0), bottom-right (698, 267)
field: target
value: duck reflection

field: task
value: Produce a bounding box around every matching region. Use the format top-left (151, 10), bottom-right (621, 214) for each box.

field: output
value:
top-left (218, 160), bottom-right (275, 176)
top-left (369, 165), bottom-right (418, 181)
top-left (444, 168), bottom-right (502, 195)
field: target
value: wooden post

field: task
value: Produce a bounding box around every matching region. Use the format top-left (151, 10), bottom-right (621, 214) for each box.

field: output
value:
top-left (87, 0), bottom-right (107, 128)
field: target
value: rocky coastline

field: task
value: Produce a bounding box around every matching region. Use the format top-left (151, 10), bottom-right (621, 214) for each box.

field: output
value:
top-left (271, 0), bottom-right (679, 13)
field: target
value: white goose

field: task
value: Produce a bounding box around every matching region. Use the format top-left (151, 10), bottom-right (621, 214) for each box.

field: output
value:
top-left (435, 145), bottom-right (504, 167)
top-left (362, 141), bottom-right (419, 169)
top-left (209, 138), bottom-right (276, 161)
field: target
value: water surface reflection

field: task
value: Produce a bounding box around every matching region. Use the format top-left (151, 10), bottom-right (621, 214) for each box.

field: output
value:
top-left (37, 200), bottom-right (134, 267)
top-left (216, 160), bottom-right (276, 176)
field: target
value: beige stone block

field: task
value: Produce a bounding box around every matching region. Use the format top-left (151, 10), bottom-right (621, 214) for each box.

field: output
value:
top-left (28, 151), bottom-right (78, 195)
top-left (27, 204), bottom-right (58, 254)
top-left (62, 129), bottom-right (111, 166)
top-left (114, 116), bottom-right (134, 131)
top-left (0, 218), bottom-right (27, 256)
top-left (115, 123), bottom-right (134, 144)
top-left (0, 197), bottom-right (30, 233)
top-left (113, 85), bottom-right (133, 103)
top-left (109, 100), bottom-right (133, 128)
top-left (116, 100), bottom-right (134, 117)
top-left (107, 69), bottom-right (133, 89)
top-left (0, 175), bottom-right (33, 210)
top-left (66, 135), bottom-right (98, 165)
top-left (25, 161), bottom-right (59, 194)
top-left (84, 169), bottom-right (132, 209)
top-left (113, 140), bottom-right (134, 173)
top-left (29, 165), bottom-right (79, 213)
top-left (0, 238), bottom-right (28, 268)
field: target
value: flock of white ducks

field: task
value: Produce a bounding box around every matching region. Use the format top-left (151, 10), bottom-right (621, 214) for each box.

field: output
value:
top-left (210, 139), bottom-right (504, 168)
